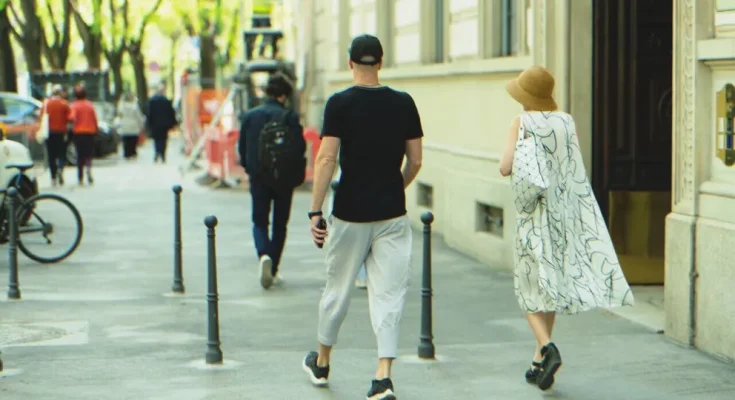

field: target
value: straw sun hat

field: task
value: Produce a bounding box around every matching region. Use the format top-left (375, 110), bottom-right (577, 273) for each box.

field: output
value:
top-left (505, 65), bottom-right (558, 111)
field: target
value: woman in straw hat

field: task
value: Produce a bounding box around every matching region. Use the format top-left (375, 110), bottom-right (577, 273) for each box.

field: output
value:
top-left (499, 66), bottom-right (634, 391)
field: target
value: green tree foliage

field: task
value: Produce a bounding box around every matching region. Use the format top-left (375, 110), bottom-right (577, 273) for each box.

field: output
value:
top-left (150, 2), bottom-right (182, 98)
top-left (177, 0), bottom-right (240, 89)
top-left (38, 0), bottom-right (72, 70)
top-left (124, 0), bottom-right (163, 107)
top-left (101, 0), bottom-right (129, 101)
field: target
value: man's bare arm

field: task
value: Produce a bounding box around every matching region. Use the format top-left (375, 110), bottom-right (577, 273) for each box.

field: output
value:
top-left (310, 136), bottom-right (340, 212)
top-left (402, 138), bottom-right (423, 189)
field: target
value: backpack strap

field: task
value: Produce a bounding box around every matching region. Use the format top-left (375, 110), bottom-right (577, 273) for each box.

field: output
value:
top-left (274, 108), bottom-right (290, 124)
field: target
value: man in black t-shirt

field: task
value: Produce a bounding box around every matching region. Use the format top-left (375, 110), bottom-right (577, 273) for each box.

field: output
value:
top-left (301, 34), bottom-right (424, 400)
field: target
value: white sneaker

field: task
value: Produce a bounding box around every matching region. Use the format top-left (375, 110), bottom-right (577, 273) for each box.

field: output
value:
top-left (273, 273), bottom-right (284, 286)
top-left (259, 255), bottom-right (273, 289)
top-left (355, 279), bottom-right (367, 289)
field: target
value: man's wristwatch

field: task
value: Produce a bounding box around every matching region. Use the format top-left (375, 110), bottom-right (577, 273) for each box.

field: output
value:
top-left (308, 211), bottom-right (323, 220)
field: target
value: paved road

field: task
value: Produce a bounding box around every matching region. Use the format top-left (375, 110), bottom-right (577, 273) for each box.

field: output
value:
top-left (1, 141), bottom-right (734, 400)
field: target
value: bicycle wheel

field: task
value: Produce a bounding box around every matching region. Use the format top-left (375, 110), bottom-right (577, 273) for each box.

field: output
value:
top-left (16, 193), bottom-right (83, 264)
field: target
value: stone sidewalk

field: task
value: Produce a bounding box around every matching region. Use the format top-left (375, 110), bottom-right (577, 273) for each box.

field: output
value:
top-left (0, 141), bottom-right (734, 400)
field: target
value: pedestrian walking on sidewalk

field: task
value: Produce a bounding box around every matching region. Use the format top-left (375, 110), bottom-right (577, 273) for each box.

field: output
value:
top-left (499, 65), bottom-right (635, 391)
top-left (304, 34), bottom-right (424, 400)
top-left (69, 86), bottom-right (98, 186)
top-left (115, 92), bottom-right (146, 160)
top-left (41, 84), bottom-right (71, 186)
top-left (238, 73), bottom-right (306, 289)
top-left (146, 85), bottom-right (177, 163)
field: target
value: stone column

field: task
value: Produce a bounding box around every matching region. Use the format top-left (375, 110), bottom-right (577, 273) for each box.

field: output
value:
top-left (665, 0), bottom-right (714, 347)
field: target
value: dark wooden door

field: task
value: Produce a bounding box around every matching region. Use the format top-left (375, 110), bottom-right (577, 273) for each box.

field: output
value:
top-left (592, 0), bottom-right (673, 219)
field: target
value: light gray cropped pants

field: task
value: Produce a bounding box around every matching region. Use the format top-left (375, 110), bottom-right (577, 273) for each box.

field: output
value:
top-left (317, 215), bottom-right (413, 359)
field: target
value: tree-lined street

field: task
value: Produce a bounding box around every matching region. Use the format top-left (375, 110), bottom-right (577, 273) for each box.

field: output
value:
top-left (0, 141), bottom-right (734, 399)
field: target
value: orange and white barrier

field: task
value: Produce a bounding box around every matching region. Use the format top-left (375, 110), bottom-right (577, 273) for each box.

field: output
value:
top-left (201, 124), bottom-right (322, 188)
top-left (204, 127), bottom-right (247, 186)
top-left (303, 127), bottom-right (321, 184)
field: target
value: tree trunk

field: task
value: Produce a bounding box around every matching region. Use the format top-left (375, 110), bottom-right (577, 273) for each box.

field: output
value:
top-left (44, 0), bottom-right (72, 70)
top-left (0, 6), bottom-right (17, 92)
top-left (107, 52), bottom-right (124, 102)
top-left (16, 0), bottom-right (44, 72)
top-left (199, 33), bottom-right (216, 89)
top-left (70, 7), bottom-right (103, 70)
top-left (130, 49), bottom-right (148, 110)
top-left (84, 36), bottom-right (102, 70)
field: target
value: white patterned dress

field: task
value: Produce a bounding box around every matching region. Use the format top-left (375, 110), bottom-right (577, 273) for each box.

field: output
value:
top-left (513, 111), bottom-right (635, 314)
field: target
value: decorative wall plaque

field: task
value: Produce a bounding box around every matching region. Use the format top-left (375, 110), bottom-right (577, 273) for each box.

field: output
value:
top-left (716, 83), bottom-right (735, 166)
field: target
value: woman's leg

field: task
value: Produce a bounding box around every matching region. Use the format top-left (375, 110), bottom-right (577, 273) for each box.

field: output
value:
top-left (73, 137), bottom-right (84, 184)
top-left (46, 138), bottom-right (58, 183)
top-left (526, 312), bottom-right (555, 362)
top-left (122, 136), bottom-right (131, 158)
top-left (56, 137), bottom-right (66, 185)
top-left (84, 136), bottom-right (94, 183)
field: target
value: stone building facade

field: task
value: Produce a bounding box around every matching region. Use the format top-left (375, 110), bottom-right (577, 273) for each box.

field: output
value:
top-left (287, 0), bottom-right (735, 362)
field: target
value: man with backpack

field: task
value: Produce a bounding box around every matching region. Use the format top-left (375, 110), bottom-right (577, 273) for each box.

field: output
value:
top-left (238, 73), bottom-right (306, 289)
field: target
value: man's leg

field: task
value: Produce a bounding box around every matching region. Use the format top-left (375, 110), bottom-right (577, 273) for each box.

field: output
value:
top-left (160, 136), bottom-right (169, 163)
top-left (250, 181), bottom-right (274, 288)
top-left (363, 217), bottom-right (412, 399)
top-left (303, 217), bottom-right (371, 387)
top-left (270, 188), bottom-right (293, 277)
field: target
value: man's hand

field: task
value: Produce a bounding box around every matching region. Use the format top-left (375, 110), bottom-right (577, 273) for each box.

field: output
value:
top-left (310, 216), bottom-right (328, 247)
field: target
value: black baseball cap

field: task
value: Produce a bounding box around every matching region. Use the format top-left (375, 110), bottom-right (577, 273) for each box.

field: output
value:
top-left (348, 34), bottom-right (383, 66)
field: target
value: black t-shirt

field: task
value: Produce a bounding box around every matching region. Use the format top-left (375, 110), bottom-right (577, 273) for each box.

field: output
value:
top-left (322, 86), bottom-right (424, 222)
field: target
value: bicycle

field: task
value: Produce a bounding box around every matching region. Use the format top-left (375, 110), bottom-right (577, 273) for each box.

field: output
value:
top-left (0, 162), bottom-right (83, 263)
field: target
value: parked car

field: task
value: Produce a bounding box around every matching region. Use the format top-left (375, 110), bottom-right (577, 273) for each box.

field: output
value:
top-left (0, 92), bottom-right (120, 164)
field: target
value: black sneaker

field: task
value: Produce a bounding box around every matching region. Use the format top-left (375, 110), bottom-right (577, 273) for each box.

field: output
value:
top-left (538, 343), bottom-right (562, 391)
top-left (525, 361), bottom-right (543, 385)
top-left (366, 378), bottom-right (396, 400)
top-left (302, 351), bottom-right (329, 387)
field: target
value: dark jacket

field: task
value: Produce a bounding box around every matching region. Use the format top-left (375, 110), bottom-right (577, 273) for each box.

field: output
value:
top-left (238, 98), bottom-right (305, 176)
top-left (146, 94), bottom-right (177, 136)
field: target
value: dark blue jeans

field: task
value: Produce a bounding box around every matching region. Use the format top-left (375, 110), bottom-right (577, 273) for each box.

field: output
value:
top-left (250, 179), bottom-right (294, 275)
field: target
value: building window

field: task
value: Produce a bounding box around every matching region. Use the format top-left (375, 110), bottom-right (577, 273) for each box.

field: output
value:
top-left (448, 0), bottom-right (479, 60)
top-left (393, 0), bottom-right (421, 65)
top-left (476, 202), bottom-right (503, 237)
top-left (331, 0), bottom-right (341, 70)
top-left (417, 182), bottom-right (434, 209)
top-left (500, 0), bottom-right (519, 56)
top-left (350, 0), bottom-right (377, 38)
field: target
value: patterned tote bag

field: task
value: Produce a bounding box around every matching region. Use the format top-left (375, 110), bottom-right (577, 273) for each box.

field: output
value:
top-left (511, 114), bottom-right (549, 213)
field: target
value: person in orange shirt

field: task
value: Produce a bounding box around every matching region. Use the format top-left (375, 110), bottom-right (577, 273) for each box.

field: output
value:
top-left (42, 84), bottom-right (72, 186)
top-left (69, 86), bottom-right (98, 185)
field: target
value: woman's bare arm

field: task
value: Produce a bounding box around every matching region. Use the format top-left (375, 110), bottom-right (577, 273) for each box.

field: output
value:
top-left (499, 116), bottom-right (521, 176)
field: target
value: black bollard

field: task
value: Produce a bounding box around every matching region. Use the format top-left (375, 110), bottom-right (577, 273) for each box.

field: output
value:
top-left (204, 215), bottom-right (223, 364)
top-left (418, 211), bottom-right (435, 359)
top-left (7, 188), bottom-right (20, 300)
top-left (172, 185), bottom-right (185, 294)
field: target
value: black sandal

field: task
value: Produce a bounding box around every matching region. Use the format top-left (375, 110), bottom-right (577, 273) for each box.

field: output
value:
top-left (537, 343), bottom-right (562, 391)
top-left (525, 361), bottom-right (542, 384)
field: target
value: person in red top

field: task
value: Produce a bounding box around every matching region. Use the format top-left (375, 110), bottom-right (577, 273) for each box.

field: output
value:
top-left (69, 86), bottom-right (98, 185)
top-left (42, 84), bottom-right (72, 186)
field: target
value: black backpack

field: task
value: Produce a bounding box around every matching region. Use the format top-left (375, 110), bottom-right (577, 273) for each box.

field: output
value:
top-left (256, 110), bottom-right (306, 190)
